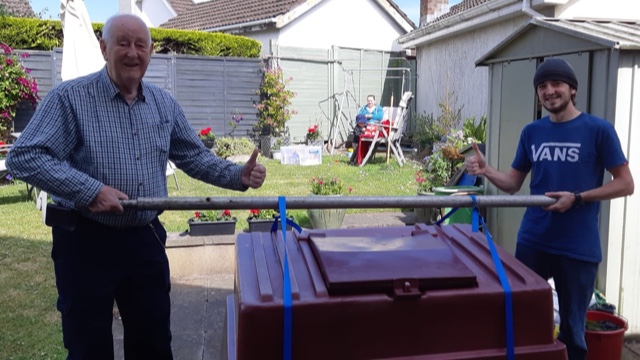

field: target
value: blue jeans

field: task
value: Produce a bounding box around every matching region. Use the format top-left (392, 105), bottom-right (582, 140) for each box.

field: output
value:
top-left (515, 242), bottom-right (598, 360)
top-left (52, 216), bottom-right (173, 360)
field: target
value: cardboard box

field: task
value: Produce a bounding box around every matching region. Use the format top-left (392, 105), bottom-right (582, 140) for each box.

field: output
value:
top-left (280, 145), bottom-right (322, 166)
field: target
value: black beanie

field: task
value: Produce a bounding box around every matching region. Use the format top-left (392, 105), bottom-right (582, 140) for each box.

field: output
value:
top-left (533, 58), bottom-right (578, 89)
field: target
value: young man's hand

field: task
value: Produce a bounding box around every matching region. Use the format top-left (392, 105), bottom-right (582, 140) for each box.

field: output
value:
top-left (465, 143), bottom-right (487, 175)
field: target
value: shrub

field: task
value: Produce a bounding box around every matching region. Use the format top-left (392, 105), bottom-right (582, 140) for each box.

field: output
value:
top-left (254, 67), bottom-right (296, 136)
top-left (0, 42), bottom-right (39, 141)
top-left (214, 137), bottom-right (256, 159)
top-left (462, 115), bottom-right (486, 144)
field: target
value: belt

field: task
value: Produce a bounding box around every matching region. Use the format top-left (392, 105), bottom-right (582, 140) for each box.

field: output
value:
top-left (45, 204), bottom-right (161, 231)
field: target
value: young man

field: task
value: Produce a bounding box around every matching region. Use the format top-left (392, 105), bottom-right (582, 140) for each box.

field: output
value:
top-left (6, 14), bottom-right (266, 359)
top-left (466, 58), bottom-right (634, 360)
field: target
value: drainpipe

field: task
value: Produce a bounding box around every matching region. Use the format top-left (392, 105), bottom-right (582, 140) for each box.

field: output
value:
top-left (522, 0), bottom-right (543, 17)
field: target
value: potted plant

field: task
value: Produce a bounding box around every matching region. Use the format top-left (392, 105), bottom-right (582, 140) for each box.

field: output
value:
top-left (271, 139), bottom-right (282, 160)
top-left (414, 170), bottom-right (442, 225)
top-left (198, 127), bottom-right (216, 149)
top-left (188, 209), bottom-right (236, 236)
top-left (254, 66), bottom-right (296, 156)
top-left (306, 124), bottom-right (322, 146)
top-left (247, 208), bottom-right (294, 232)
top-left (307, 177), bottom-right (352, 229)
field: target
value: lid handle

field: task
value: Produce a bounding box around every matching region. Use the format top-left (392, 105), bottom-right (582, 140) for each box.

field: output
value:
top-left (392, 279), bottom-right (421, 300)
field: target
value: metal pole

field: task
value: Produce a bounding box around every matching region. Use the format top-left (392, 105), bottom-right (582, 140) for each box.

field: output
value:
top-left (121, 195), bottom-right (556, 211)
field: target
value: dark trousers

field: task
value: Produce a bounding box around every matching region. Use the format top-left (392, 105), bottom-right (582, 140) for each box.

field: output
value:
top-left (51, 216), bottom-right (173, 360)
top-left (515, 242), bottom-right (598, 360)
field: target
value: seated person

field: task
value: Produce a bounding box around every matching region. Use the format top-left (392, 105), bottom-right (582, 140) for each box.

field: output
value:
top-left (349, 95), bottom-right (383, 165)
top-left (357, 94), bottom-right (384, 123)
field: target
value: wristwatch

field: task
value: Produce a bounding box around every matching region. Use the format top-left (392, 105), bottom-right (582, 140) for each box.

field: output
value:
top-left (573, 191), bottom-right (583, 207)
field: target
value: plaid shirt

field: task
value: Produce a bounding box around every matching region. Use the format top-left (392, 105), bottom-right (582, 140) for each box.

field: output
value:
top-left (7, 67), bottom-right (246, 228)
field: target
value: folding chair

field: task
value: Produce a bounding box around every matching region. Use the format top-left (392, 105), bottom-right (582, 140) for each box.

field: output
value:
top-left (0, 143), bottom-right (45, 209)
top-left (359, 91), bottom-right (413, 167)
top-left (166, 161), bottom-right (179, 190)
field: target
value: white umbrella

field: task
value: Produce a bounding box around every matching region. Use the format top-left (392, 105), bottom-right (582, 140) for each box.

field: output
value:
top-left (60, 0), bottom-right (104, 81)
top-left (36, 0), bottom-right (105, 221)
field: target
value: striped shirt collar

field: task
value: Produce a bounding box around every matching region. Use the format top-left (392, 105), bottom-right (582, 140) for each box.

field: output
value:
top-left (98, 67), bottom-right (146, 102)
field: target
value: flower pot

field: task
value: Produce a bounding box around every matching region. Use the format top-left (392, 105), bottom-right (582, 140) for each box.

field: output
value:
top-left (585, 310), bottom-right (628, 360)
top-left (306, 138), bottom-right (323, 147)
top-left (260, 135), bottom-right (289, 157)
top-left (188, 218), bottom-right (237, 236)
top-left (201, 138), bottom-right (215, 149)
top-left (414, 191), bottom-right (439, 225)
top-left (307, 208), bottom-right (346, 229)
top-left (247, 217), bottom-right (294, 233)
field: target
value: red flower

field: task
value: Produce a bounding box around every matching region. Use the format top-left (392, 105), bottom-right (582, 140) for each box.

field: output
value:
top-left (250, 209), bottom-right (259, 216)
top-left (222, 209), bottom-right (231, 217)
top-left (194, 211), bottom-right (201, 218)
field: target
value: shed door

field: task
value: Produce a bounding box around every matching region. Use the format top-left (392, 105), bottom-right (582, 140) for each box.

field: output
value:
top-left (494, 59), bottom-right (537, 253)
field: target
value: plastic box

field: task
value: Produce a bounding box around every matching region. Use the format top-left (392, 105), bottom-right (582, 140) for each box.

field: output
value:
top-left (223, 224), bottom-right (567, 360)
top-left (280, 145), bottom-right (322, 166)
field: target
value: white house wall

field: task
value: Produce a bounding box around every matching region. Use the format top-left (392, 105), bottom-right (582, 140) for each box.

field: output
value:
top-left (414, 16), bottom-right (525, 120)
top-left (278, 0), bottom-right (407, 52)
top-left (554, 0), bottom-right (640, 20)
top-left (140, 0), bottom-right (176, 27)
top-left (249, 29), bottom-right (280, 56)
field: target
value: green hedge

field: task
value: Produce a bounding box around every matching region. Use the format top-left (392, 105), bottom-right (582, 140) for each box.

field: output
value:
top-left (0, 16), bottom-right (261, 57)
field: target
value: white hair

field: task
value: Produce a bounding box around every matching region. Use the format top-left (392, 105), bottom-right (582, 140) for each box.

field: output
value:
top-left (102, 14), bottom-right (151, 44)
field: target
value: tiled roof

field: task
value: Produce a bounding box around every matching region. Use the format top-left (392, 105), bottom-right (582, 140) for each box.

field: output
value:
top-left (0, 0), bottom-right (35, 17)
top-left (161, 0), bottom-right (307, 31)
top-left (430, 0), bottom-right (491, 24)
top-left (161, 0), bottom-right (415, 31)
top-left (165, 0), bottom-right (191, 16)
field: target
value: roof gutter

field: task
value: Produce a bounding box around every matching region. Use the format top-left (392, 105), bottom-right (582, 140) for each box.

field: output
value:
top-left (397, 0), bottom-right (546, 48)
top-left (522, 0), bottom-right (544, 17)
top-left (203, 17), bottom-right (278, 33)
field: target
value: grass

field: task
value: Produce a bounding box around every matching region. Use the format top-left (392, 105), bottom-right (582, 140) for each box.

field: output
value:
top-left (0, 153), bottom-right (421, 359)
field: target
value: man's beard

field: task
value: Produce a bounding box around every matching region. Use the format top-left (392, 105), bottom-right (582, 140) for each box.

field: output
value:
top-left (541, 96), bottom-right (571, 115)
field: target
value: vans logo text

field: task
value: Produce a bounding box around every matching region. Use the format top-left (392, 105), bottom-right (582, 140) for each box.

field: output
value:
top-left (531, 142), bottom-right (580, 162)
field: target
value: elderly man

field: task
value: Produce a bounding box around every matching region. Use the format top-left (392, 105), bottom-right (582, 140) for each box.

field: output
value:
top-left (7, 14), bottom-right (266, 359)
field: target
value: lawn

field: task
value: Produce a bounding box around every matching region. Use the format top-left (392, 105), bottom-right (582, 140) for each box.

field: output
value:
top-left (0, 153), bottom-right (421, 359)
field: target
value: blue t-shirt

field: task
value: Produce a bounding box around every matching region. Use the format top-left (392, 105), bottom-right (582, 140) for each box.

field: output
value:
top-left (512, 113), bottom-right (627, 262)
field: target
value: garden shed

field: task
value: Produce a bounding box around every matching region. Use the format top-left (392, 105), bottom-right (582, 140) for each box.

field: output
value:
top-left (475, 17), bottom-right (640, 333)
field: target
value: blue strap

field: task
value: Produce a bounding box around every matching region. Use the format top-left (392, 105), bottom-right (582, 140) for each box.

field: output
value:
top-left (277, 196), bottom-right (293, 360)
top-left (270, 216), bottom-right (302, 234)
top-left (435, 207), bottom-right (459, 226)
top-left (469, 195), bottom-right (514, 360)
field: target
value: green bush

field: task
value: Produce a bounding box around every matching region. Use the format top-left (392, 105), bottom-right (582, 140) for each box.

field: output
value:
top-left (462, 115), bottom-right (486, 144)
top-left (0, 17), bottom-right (260, 57)
top-left (215, 137), bottom-right (256, 159)
top-left (411, 111), bottom-right (446, 150)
